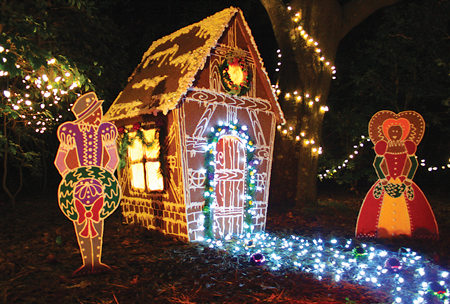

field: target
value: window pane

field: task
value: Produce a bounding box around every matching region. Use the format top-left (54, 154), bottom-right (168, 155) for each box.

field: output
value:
top-left (145, 161), bottom-right (164, 191)
top-left (128, 132), bottom-right (144, 162)
top-left (130, 163), bottom-right (145, 190)
top-left (143, 129), bottom-right (159, 159)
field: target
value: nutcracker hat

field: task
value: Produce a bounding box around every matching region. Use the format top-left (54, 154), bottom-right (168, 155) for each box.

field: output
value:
top-left (72, 92), bottom-right (103, 121)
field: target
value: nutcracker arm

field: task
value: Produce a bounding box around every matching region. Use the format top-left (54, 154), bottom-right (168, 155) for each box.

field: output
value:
top-left (406, 155), bottom-right (418, 181)
top-left (54, 145), bottom-right (71, 177)
top-left (373, 155), bottom-right (387, 180)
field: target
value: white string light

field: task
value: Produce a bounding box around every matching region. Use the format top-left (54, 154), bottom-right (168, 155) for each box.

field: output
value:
top-left (272, 5), bottom-right (450, 178)
top-left (1, 46), bottom-right (84, 133)
top-left (272, 4), bottom-right (337, 156)
top-left (204, 232), bottom-right (450, 304)
top-left (317, 135), bottom-right (450, 179)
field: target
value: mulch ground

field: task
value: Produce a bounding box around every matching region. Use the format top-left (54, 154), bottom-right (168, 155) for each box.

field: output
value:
top-left (1, 188), bottom-right (450, 304)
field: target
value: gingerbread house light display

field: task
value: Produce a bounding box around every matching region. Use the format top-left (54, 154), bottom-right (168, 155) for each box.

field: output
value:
top-left (104, 7), bottom-right (284, 241)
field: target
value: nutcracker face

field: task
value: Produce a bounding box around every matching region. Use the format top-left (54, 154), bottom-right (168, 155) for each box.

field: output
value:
top-left (388, 125), bottom-right (403, 141)
top-left (82, 107), bottom-right (103, 125)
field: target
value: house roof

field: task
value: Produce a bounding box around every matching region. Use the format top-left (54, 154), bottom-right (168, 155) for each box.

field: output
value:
top-left (104, 7), bottom-right (284, 124)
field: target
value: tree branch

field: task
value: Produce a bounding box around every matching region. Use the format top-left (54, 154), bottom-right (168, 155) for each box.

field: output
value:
top-left (341, 0), bottom-right (403, 40)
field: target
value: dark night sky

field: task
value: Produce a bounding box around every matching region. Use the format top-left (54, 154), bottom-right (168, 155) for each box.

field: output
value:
top-left (108, 0), bottom-right (283, 82)
top-left (106, 0), bottom-right (386, 92)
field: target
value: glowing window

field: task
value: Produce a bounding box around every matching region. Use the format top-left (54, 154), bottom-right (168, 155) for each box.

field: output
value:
top-left (128, 128), bottom-right (164, 191)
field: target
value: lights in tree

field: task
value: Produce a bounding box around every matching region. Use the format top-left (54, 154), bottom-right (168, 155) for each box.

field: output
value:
top-left (0, 44), bottom-right (90, 134)
top-left (318, 135), bottom-right (371, 180)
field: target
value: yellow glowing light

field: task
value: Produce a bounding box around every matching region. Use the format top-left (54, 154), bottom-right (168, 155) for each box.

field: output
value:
top-left (146, 162), bottom-right (164, 191)
top-left (128, 129), bottom-right (163, 191)
top-left (131, 163), bottom-right (145, 190)
top-left (228, 64), bottom-right (244, 85)
top-left (309, 101), bottom-right (314, 106)
top-left (129, 134), bottom-right (144, 162)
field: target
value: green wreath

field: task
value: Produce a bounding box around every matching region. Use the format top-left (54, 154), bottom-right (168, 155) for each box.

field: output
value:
top-left (219, 51), bottom-right (252, 96)
top-left (58, 166), bottom-right (121, 221)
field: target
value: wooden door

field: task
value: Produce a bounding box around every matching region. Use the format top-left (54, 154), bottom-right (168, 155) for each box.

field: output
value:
top-left (214, 136), bottom-right (246, 238)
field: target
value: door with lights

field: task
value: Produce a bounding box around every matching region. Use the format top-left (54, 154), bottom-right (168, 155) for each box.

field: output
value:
top-left (214, 136), bottom-right (246, 238)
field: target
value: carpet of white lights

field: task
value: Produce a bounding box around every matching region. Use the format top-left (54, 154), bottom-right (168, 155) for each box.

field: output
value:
top-left (203, 233), bottom-right (449, 304)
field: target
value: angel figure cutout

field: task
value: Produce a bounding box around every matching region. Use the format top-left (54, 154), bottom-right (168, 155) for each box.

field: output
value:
top-left (356, 110), bottom-right (438, 239)
top-left (54, 92), bottom-right (121, 275)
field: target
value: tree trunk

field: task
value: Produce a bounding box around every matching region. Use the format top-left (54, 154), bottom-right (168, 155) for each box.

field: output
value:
top-left (260, 0), bottom-right (401, 207)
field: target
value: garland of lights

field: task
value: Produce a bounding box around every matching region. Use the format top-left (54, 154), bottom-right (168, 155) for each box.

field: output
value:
top-left (202, 121), bottom-right (259, 238)
top-left (317, 135), bottom-right (450, 180)
top-left (219, 50), bottom-right (252, 96)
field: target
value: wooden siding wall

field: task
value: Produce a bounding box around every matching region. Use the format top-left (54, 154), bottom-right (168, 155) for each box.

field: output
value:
top-left (119, 114), bottom-right (189, 240)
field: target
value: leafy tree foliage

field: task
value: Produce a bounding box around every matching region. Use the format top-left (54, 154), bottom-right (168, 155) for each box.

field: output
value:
top-left (0, 0), bottom-right (126, 204)
top-left (322, 0), bottom-right (450, 191)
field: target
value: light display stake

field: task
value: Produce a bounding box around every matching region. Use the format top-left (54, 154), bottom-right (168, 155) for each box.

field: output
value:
top-left (428, 281), bottom-right (449, 300)
top-left (385, 257), bottom-right (403, 273)
top-left (250, 252), bottom-right (266, 265)
top-left (203, 120), bottom-right (258, 238)
top-left (352, 246), bottom-right (368, 260)
top-left (54, 92), bottom-right (121, 276)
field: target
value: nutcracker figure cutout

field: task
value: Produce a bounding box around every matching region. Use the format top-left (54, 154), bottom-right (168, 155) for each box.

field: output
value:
top-left (54, 92), bottom-right (121, 275)
top-left (356, 110), bottom-right (438, 239)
